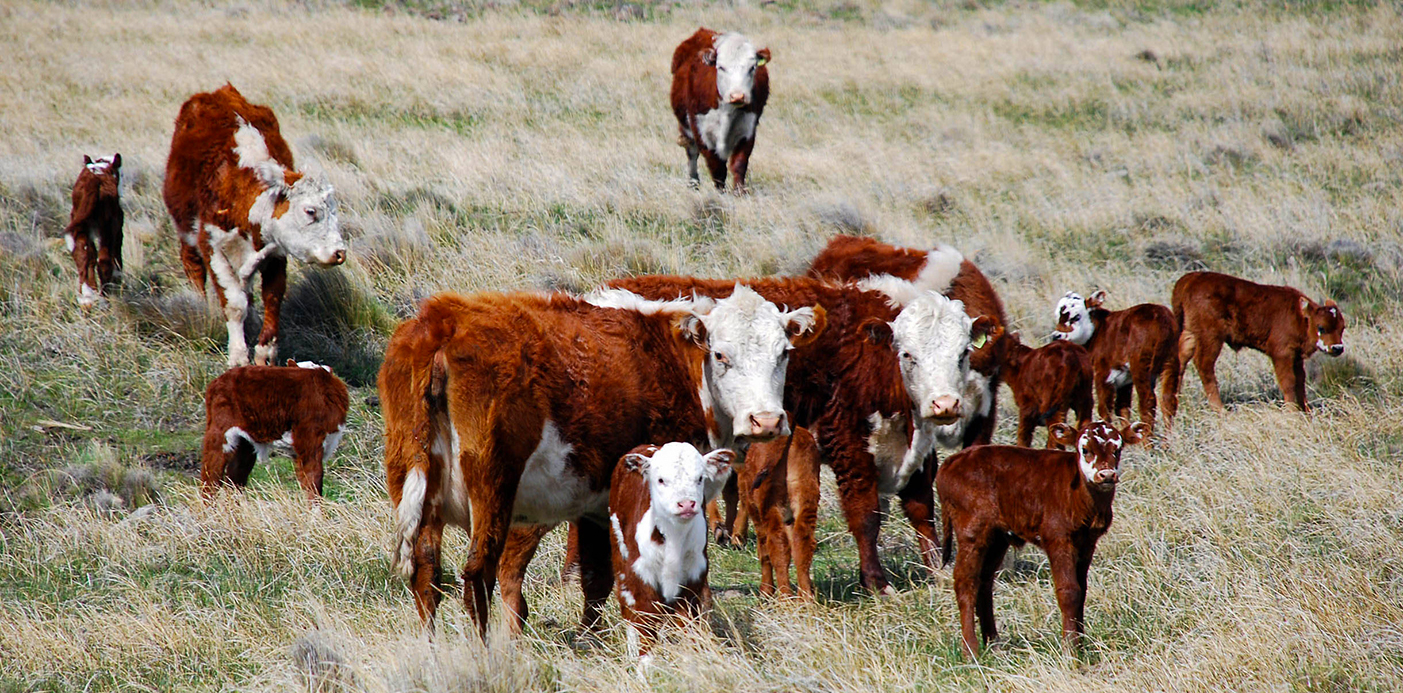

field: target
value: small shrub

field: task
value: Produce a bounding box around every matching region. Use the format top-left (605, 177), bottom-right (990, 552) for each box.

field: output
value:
top-left (253, 268), bottom-right (395, 387)
top-left (12, 441), bottom-right (161, 514)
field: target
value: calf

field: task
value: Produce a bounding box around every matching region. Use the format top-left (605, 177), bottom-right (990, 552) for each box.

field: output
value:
top-left (808, 234), bottom-right (1009, 447)
top-left (671, 28), bottom-right (770, 192)
top-left (63, 154), bottom-right (124, 306)
top-left (201, 360), bottom-right (349, 503)
top-left (1052, 291), bottom-right (1180, 430)
top-left (1000, 333), bottom-right (1093, 448)
top-left (937, 420), bottom-right (1149, 658)
top-left (611, 443), bottom-right (734, 660)
top-left (164, 84), bottom-right (346, 368)
top-left (739, 427), bottom-right (821, 599)
top-left (1173, 271), bottom-right (1346, 412)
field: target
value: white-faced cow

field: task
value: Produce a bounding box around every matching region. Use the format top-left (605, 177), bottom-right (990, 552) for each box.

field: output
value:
top-left (64, 154), bottom-right (124, 306)
top-left (671, 28), bottom-right (770, 192)
top-left (164, 84), bottom-right (346, 368)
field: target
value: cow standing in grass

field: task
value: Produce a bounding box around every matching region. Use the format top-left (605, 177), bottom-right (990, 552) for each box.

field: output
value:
top-left (64, 154), bottom-right (124, 306)
top-left (671, 28), bottom-right (770, 192)
top-left (163, 84), bottom-right (346, 368)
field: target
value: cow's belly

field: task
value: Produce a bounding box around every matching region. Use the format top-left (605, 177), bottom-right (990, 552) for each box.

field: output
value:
top-left (866, 412), bottom-right (935, 495)
top-left (510, 421), bottom-right (606, 525)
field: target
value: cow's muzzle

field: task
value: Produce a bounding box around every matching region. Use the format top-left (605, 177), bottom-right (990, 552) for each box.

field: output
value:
top-left (741, 411), bottom-right (788, 440)
top-left (727, 92), bottom-right (749, 106)
top-left (923, 395), bottom-right (962, 425)
top-left (1327, 343), bottom-right (1345, 356)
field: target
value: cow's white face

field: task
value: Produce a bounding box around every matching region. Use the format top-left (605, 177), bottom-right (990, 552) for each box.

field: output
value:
top-left (264, 176), bottom-right (346, 267)
top-left (689, 285), bottom-right (824, 444)
top-left (625, 443), bottom-right (734, 521)
top-left (890, 292), bottom-right (979, 425)
top-left (709, 32), bottom-right (769, 107)
top-left (1052, 292), bottom-right (1095, 345)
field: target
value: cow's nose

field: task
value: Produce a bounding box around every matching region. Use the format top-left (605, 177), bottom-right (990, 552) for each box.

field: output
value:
top-left (929, 395), bottom-right (961, 421)
top-left (329, 249), bottom-right (346, 265)
top-left (748, 412), bottom-right (785, 438)
top-left (1329, 344), bottom-right (1345, 356)
top-left (677, 500), bottom-right (697, 516)
top-left (727, 92), bottom-right (748, 105)
top-left (1095, 469), bottom-right (1118, 484)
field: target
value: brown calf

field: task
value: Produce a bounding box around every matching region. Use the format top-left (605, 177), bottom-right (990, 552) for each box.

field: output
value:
top-left (201, 360), bottom-right (348, 503)
top-left (1000, 334), bottom-right (1093, 448)
top-left (671, 28), bottom-right (770, 192)
top-left (739, 427), bottom-right (821, 599)
top-left (1052, 291), bottom-right (1181, 430)
top-left (938, 420), bottom-right (1148, 658)
top-left (1172, 271), bottom-right (1346, 412)
top-left (610, 443), bottom-right (734, 660)
top-left (63, 154), bottom-right (124, 307)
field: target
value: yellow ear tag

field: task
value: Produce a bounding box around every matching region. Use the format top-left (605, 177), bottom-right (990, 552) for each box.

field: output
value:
top-left (756, 57), bottom-right (768, 67)
top-left (971, 333), bottom-right (988, 349)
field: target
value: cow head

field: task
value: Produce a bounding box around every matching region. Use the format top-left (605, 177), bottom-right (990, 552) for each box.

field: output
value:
top-left (1302, 297), bottom-right (1347, 356)
top-left (1051, 290), bottom-right (1102, 345)
top-left (865, 292), bottom-right (993, 425)
top-left (83, 153), bottom-right (121, 179)
top-left (624, 443), bottom-right (735, 521)
top-left (679, 285), bottom-right (825, 445)
top-left (706, 32), bottom-right (769, 108)
top-left (1049, 420), bottom-right (1149, 490)
top-left (257, 174), bottom-right (346, 267)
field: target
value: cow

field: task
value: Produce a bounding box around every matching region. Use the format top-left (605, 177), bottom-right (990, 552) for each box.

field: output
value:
top-left (937, 420), bottom-right (1149, 658)
top-left (201, 360), bottom-right (349, 503)
top-left (610, 443), bottom-right (734, 661)
top-left (1172, 271), bottom-right (1346, 412)
top-left (163, 84), bottom-right (346, 368)
top-left (999, 333), bottom-right (1093, 448)
top-left (1052, 291), bottom-right (1181, 430)
top-left (738, 427), bottom-right (821, 599)
top-left (379, 287), bottom-right (823, 638)
top-left (807, 234), bottom-right (1008, 447)
top-left (671, 28), bottom-right (770, 192)
top-left (63, 154), bottom-right (124, 307)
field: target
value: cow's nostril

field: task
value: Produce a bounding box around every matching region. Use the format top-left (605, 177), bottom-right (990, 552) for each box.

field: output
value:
top-left (330, 250), bottom-right (346, 265)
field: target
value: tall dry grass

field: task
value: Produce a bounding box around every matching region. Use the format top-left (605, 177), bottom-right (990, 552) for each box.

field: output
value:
top-left (1, 0), bottom-right (1401, 690)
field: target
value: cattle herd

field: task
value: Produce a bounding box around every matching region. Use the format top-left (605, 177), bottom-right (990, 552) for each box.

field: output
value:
top-left (58, 26), bottom-right (1353, 663)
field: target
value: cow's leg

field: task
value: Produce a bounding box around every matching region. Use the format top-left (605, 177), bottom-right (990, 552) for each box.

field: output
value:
top-left (963, 380), bottom-right (999, 446)
top-left (1047, 541), bottom-right (1086, 655)
top-left (897, 455), bottom-right (941, 573)
top-left (1075, 546), bottom-right (1095, 635)
top-left (728, 138), bottom-right (755, 194)
top-left (576, 517), bottom-right (613, 633)
top-left (729, 491), bottom-right (750, 547)
top-left (831, 459), bottom-right (890, 594)
top-left (497, 523), bottom-right (553, 636)
top-left (768, 510), bottom-right (794, 597)
top-left (208, 246), bottom-right (251, 368)
top-left (1159, 344), bottom-right (1182, 427)
top-left (684, 138), bottom-right (701, 189)
top-left (1016, 408), bottom-right (1037, 448)
top-left (1113, 383), bottom-right (1133, 421)
top-left (461, 467), bottom-right (518, 640)
top-left (254, 255), bottom-right (286, 366)
top-left (756, 517), bottom-right (775, 597)
top-left (68, 230), bottom-right (99, 307)
top-left (952, 530), bottom-right (987, 658)
top-left (291, 431), bottom-right (327, 504)
top-left (200, 425), bottom-right (232, 501)
top-left (1072, 383), bottom-right (1094, 430)
top-left (412, 518), bottom-right (445, 633)
top-left (1094, 368), bottom-right (1116, 421)
top-left (107, 209), bottom-right (124, 284)
top-left (1190, 336), bottom-right (1226, 411)
top-left (1273, 354), bottom-right (1310, 413)
top-left (560, 522), bottom-right (580, 582)
top-left (977, 533), bottom-right (1009, 646)
top-left (175, 216), bottom-right (207, 294)
top-left (701, 149), bottom-right (728, 190)
top-left (790, 466), bottom-right (819, 601)
top-left (1133, 367), bottom-right (1158, 428)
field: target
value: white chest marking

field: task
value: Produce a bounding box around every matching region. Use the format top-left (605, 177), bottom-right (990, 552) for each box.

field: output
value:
top-left (933, 370), bottom-right (992, 449)
top-left (696, 107), bottom-right (757, 160)
top-left (867, 412), bottom-right (933, 495)
top-left (630, 508), bottom-right (708, 603)
top-left (511, 420), bottom-right (602, 524)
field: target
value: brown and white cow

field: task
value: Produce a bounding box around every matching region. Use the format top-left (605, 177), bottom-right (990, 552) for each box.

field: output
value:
top-left (1000, 333), bottom-right (1093, 448)
top-left (938, 420), bottom-right (1149, 658)
top-left (610, 443), bottom-right (734, 661)
top-left (164, 84), bottom-right (346, 368)
top-left (63, 154), bottom-right (124, 306)
top-left (380, 287), bottom-right (822, 638)
top-left (1172, 271), bottom-right (1346, 412)
top-left (808, 234), bottom-right (1009, 448)
top-left (1052, 291), bottom-right (1181, 430)
top-left (739, 427), bottom-right (821, 599)
top-left (201, 360), bottom-right (349, 503)
top-left (671, 28), bottom-right (770, 192)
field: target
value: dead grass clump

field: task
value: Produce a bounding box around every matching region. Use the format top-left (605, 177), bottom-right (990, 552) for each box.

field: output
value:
top-left (1144, 238), bottom-right (1205, 271)
top-left (814, 200), bottom-right (873, 235)
top-left (565, 238), bottom-right (673, 286)
top-left (289, 631), bottom-right (360, 693)
top-left (354, 214), bottom-right (433, 275)
top-left (11, 441), bottom-right (161, 514)
top-left (119, 280), bottom-right (226, 348)
top-left (260, 268), bottom-right (395, 386)
top-left (298, 133), bottom-right (363, 169)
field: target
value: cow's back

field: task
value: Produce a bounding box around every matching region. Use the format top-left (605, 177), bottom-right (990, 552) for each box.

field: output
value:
top-left (808, 234), bottom-right (928, 282)
top-left (164, 84), bottom-right (295, 219)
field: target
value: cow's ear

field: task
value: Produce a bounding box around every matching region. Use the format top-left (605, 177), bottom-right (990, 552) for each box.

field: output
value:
top-left (1048, 423), bottom-right (1078, 448)
top-left (702, 48), bottom-right (717, 66)
top-left (756, 48), bottom-right (770, 67)
top-left (111, 153), bottom-right (121, 169)
top-left (1324, 298), bottom-right (1338, 309)
top-left (676, 313), bottom-right (709, 350)
top-left (969, 315), bottom-right (997, 349)
top-left (859, 317), bottom-right (892, 346)
top-left (83, 154), bottom-right (93, 165)
top-left (285, 359), bottom-right (296, 367)
top-left (1298, 296), bottom-right (1311, 318)
top-left (623, 448), bottom-right (657, 475)
top-left (1086, 290), bottom-right (1107, 308)
top-left (1122, 421), bottom-right (1151, 445)
top-left (785, 305), bottom-right (826, 348)
top-left (702, 449), bottom-right (735, 480)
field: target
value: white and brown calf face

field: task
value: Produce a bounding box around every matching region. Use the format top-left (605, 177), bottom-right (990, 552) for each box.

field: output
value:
top-left (890, 293), bottom-right (979, 425)
top-left (707, 32), bottom-right (768, 107)
top-left (625, 443), bottom-right (734, 521)
top-left (83, 154), bottom-right (120, 178)
top-left (1051, 421), bottom-right (1149, 488)
top-left (1307, 299), bottom-right (1347, 356)
top-left (688, 285), bottom-right (824, 444)
top-left (1052, 292), bottom-right (1095, 345)
top-left (262, 177), bottom-right (346, 267)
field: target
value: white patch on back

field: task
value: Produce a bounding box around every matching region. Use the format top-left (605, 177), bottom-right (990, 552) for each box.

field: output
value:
top-left (856, 274), bottom-right (926, 309)
top-left (914, 245), bottom-right (964, 293)
top-left (65, 233), bottom-right (76, 253)
top-left (296, 361), bottom-right (331, 371)
top-left (612, 513), bottom-right (630, 561)
top-left (232, 116), bottom-right (286, 189)
top-left (583, 288), bottom-right (706, 317)
top-left (512, 420), bottom-right (603, 525)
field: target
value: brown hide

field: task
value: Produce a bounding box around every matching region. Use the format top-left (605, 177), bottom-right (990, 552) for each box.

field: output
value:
top-left (1001, 336), bottom-right (1093, 448)
top-left (1172, 271), bottom-right (1346, 412)
top-left (64, 155), bottom-right (124, 303)
top-left (740, 427), bottom-right (821, 599)
top-left (200, 364), bottom-right (348, 503)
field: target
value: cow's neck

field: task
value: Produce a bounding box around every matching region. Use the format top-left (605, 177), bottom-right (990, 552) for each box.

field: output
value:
top-left (1070, 469), bottom-right (1116, 532)
top-left (1083, 308), bottom-right (1111, 348)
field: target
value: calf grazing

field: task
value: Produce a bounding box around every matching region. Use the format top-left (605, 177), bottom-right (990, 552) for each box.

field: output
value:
top-left (739, 427), bottom-right (821, 599)
top-left (1052, 291), bottom-right (1180, 430)
top-left (164, 84), bottom-right (346, 368)
top-left (1173, 271), bottom-right (1346, 412)
top-left (201, 360), bottom-right (349, 503)
top-left (938, 420), bottom-right (1149, 658)
top-left (380, 287), bottom-right (821, 638)
top-left (807, 234), bottom-right (1009, 447)
top-left (63, 154), bottom-right (124, 306)
top-left (671, 28), bottom-right (770, 192)
top-left (611, 443), bottom-right (734, 660)
top-left (1001, 334), bottom-right (1093, 448)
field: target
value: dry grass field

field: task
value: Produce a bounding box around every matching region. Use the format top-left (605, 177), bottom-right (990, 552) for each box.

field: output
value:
top-left (2, 0), bottom-right (1402, 690)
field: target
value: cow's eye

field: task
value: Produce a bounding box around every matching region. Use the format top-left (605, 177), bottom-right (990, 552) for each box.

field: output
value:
top-left (697, 476), bottom-right (703, 484)
top-left (899, 351), bottom-right (913, 361)
top-left (713, 352), bottom-right (730, 366)
top-left (1317, 326), bottom-right (1325, 334)
top-left (717, 66), bottom-right (727, 73)
top-left (658, 478), bottom-right (667, 486)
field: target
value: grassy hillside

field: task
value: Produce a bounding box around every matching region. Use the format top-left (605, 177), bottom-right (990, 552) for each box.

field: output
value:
top-left (1, 0), bottom-right (1401, 690)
